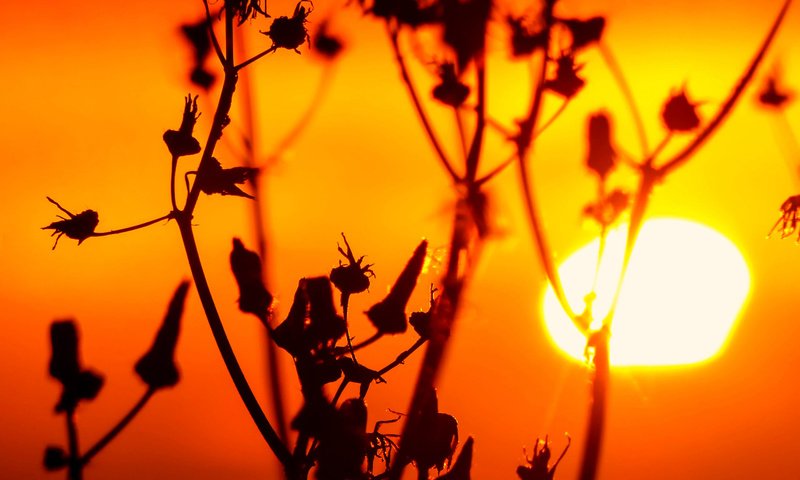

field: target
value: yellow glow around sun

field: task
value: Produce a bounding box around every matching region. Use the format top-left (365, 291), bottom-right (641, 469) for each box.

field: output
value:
top-left (542, 218), bottom-right (751, 366)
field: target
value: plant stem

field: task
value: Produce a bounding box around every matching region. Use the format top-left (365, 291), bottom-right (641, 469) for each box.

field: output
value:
top-left (377, 337), bottom-right (426, 377)
top-left (387, 22), bottom-right (460, 183)
top-left (176, 215), bottom-right (294, 473)
top-left (658, 0), bottom-right (791, 176)
top-left (578, 329), bottom-right (609, 480)
top-left (91, 213), bottom-right (173, 238)
top-left (81, 388), bottom-right (155, 466)
top-left (65, 408), bottom-right (82, 480)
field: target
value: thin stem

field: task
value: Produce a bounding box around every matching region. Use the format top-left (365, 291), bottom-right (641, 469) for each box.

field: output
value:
top-left (176, 215), bottom-right (294, 472)
top-left (65, 409), bottom-right (83, 480)
top-left (387, 22), bottom-right (460, 183)
top-left (236, 47), bottom-right (277, 71)
top-left (597, 42), bottom-right (649, 158)
top-left (515, 5), bottom-right (585, 332)
top-left (202, 0), bottom-right (226, 65)
top-left (266, 63), bottom-right (335, 166)
top-left (454, 107), bottom-right (469, 160)
top-left (170, 155), bottom-right (180, 212)
top-left (578, 330), bottom-right (609, 480)
top-left (91, 213), bottom-right (173, 238)
top-left (464, 52), bottom-right (487, 184)
top-left (658, 0), bottom-right (791, 177)
top-left (377, 337), bottom-right (427, 377)
top-left (81, 388), bottom-right (156, 466)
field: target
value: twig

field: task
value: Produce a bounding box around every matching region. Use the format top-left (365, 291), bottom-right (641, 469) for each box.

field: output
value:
top-left (65, 408), bottom-right (83, 480)
top-left (598, 42), bottom-right (649, 157)
top-left (81, 388), bottom-right (156, 466)
top-left (377, 337), bottom-right (427, 377)
top-left (91, 213), bottom-right (173, 237)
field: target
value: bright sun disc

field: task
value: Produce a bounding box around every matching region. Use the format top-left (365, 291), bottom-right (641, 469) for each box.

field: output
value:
top-left (542, 218), bottom-right (751, 367)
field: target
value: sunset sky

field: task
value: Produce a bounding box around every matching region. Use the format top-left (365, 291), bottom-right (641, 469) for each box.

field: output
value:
top-left (2, 0), bottom-right (800, 478)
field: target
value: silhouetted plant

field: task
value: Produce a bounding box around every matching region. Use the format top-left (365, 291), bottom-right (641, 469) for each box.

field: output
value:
top-left (45, 282), bottom-right (189, 480)
top-left (41, 0), bottom-right (793, 478)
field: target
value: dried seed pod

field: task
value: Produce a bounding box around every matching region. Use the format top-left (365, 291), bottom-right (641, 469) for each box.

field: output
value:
top-left (230, 238), bottom-right (272, 319)
top-left (163, 95), bottom-right (202, 157)
top-left (585, 113), bottom-right (616, 178)
top-left (366, 240), bottom-right (428, 334)
top-left (42, 198), bottom-right (99, 250)
top-left (662, 87), bottom-right (700, 132)
top-left (134, 281), bottom-right (190, 390)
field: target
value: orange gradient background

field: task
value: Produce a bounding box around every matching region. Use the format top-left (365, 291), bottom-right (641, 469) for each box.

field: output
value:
top-left (2, 1), bottom-right (800, 478)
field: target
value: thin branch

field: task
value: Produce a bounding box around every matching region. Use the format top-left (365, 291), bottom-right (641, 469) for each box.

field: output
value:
top-left (65, 408), bottom-right (83, 480)
top-left (377, 337), bottom-right (427, 377)
top-left (658, 0), bottom-right (791, 177)
top-left (387, 22), bottom-right (460, 183)
top-left (236, 46), bottom-right (278, 71)
top-left (202, 0), bottom-right (226, 65)
top-left (598, 42), bottom-right (649, 158)
top-left (464, 54), bottom-right (487, 183)
top-left (91, 213), bottom-right (173, 238)
top-left (81, 388), bottom-right (156, 466)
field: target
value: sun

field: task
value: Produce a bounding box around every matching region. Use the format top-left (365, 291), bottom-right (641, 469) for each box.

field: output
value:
top-left (541, 218), bottom-right (751, 367)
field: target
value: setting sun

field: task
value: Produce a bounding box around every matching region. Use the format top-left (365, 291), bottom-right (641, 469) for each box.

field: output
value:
top-left (542, 218), bottom-right (751, 366)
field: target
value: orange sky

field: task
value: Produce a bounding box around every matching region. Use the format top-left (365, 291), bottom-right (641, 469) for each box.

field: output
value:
top-left (2, 0), bottom-right (800, 479)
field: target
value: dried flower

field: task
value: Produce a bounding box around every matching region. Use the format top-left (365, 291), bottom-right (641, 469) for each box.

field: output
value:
top-left (661, 87), bottom-right (701, 132)
top-left (134, 281), bottom-right (190, 390)
top-left (544, 52), bottom-right (585, 99)
top-left (230, 238), bottom-right (272, 319)
top-left (432, 63), bottom-right (470, 107)
top-left (272, 279), bottom-right (309, 357)
top-left (409, 285), bottom-right (438, 339)
top-left (163, 95), bottom-right (202, 157)
top-left (758, 74), bottom-right (792, 108)
top-left (366, 239), bottom-right (428, 334)
top-left (330, 233), bottom-right (374, 300)
top-left (313, 20), bottom-right (344, 60)
top-left (558, 17), bottom-right (605, 50)
top-left (197, 158), bottom-right (258, 199)
top-left (306, 276), bottom-right (347, 347)
top-left (42, 197), bottom-right (99, 250)
top-left (49, 320), bottom-right (104, 412)
top-left (585, 112), bottom-right (616, 178)
top-left (261, 1), bottom-right (311, 54)
top-left (507, 16), bottom-right (547, 58)
top-left (516, 435), bottom-right (571, 480)
top-left (768, 194), bottom-right (800, 240)
top-left (181, 19), bottom-right (216, 90)
top-left (316, 398), bottom-right (370, 480)
top-left (583, 188), bottom-right (629, 226)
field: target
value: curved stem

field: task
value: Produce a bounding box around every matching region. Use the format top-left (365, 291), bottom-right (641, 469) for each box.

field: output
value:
top-left (658, 0), bottom-right (791, 177)
top-left (387, 22), bottom-right (460, 183)
top-left (236, 47), bottom-right (277, 72)
top-left (176, 216), bottom-right (294, 472)
top-left (202, 0), bottom-right (225, 65)
top-left (65, 409), bottom-right (83, 480)
top-left (598, 42), bottom-right (649, 158)
top-left (81, 388), bottom-right (155, 466)
top-left (170, 155), bottom-right (180, 212)
top-left (91, 213), bottom-right (173, 237)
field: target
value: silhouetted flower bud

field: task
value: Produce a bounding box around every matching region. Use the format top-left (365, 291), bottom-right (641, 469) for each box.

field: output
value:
top-left (559, 17), bottom-right (605, 50)
top-left (49, 320), bottom-right (105, 412)
top-left (583, 188), bottom-right (629, 226)
top-left (316, 398), bottom-right (369, 479)
top-left (49, 321), bottom-right (80, 383)
top-left (433, 63), bottom-right (470, 107)
top-left (544, 52), bottom-right (585, 99)
top-left (261, 1), bottom-right (311, 53)
top-left (507, 16), bottom-right (547, 58)
top-left (330, 233), bottom-right (373, 300)
top-left (409, 285), bottom-right (437, 339)
top-left (585, 113), bottom-right (616, 178)
top-left (42, 197), bottom-right (99, 250)
top-left (43, 446), bottom-right (68, 471)
top-left (758, 74), bottom-right (792, 108)
top-left (190, 66), bottom-right (216, 91)
top-left (197, 158), bottom-right (258, 199)
top-left (406, 388), bottom-right (459, 471)
top-left (313, 20), bottom-right (344, 60)
top-left (662, 88), bottom-right (700, 132)
top-left (230, 239), bottom-right (272, 319)
top-left (134, 281), bottom-right (190, 390)
top-left (516, 435), bottom-right (571, 480)
top-left (366, 240), bottom-right (428, 334)
top-left (272, 280), bottom-right (309, 356)
top-left (306, 277), bottom-right (346, 345)
top-left (296, 351), bottom-right (342, 387)
top-left (163, 95), bottom-right (202, 157)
